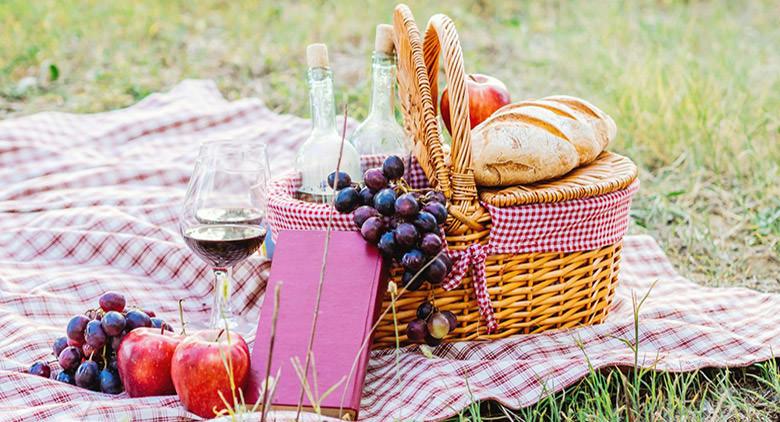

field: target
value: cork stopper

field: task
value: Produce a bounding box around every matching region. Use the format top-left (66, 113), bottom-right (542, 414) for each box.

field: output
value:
top-left (306, 43), bottom-right (329, 68)
top-left (374, 24), bottom-right (395, 55)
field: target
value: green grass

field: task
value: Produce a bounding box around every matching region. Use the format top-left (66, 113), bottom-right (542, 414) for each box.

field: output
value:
top-left (2, 0), bottom-right (778, 419)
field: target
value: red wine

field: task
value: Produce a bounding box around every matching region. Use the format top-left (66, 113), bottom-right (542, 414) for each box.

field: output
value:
top-left (195, 207), bottom-right (265, 225)
top-left (183, 225), bottom-right (266, 268)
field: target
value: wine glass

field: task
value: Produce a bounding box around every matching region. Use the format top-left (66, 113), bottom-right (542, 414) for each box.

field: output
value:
top-left (180, 139), bottom-right (270, 331)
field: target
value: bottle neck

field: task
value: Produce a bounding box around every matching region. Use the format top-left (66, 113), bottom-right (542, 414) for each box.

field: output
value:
top-left (367, 53), bottom-right (396, 119)
top-left (307, 67), bottom-right (338, 136)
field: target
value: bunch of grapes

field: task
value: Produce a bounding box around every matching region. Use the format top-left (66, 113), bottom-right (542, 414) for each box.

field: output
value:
top-left (406, 301), bottom-right (457, 347)
top-left (28, 291), bottom-right (172, 394)
top-left (328, 155), bottom-right (456, 345)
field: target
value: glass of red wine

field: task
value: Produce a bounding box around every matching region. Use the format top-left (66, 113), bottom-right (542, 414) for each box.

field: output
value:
top-left (180, 139), bottom-right (270, 331)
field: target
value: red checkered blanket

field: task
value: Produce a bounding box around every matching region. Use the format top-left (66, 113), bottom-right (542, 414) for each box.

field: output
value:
top-left (1, 80), bottom-right (777, 421)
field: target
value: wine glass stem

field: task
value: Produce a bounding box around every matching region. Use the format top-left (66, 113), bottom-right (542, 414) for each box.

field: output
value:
top-left (210, 267), bottom-right (235, 329)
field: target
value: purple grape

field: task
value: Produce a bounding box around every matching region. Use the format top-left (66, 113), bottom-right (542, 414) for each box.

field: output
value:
top-left (439, 253), bottom-right (453, 273)
top-left (373, 188), bottom-right (397, 216)
top-left (99, 292), bottom-right (126, 313)
top-left (358, 186), bottom-right (375, 205)
top-left (394, 193), bottom-right (419, 218)
top-left (142, 309), bottom-right (157, 318)
top-left (442, 310), bottom-right (458, 332)
top-left (111, 335), bottom-right (123, 351)
top-left (151, 317), bottom-right (173, 332)
top-left (100, 311), bottom-right (126, 337)
top-left (100, 369), bottom-right (123, 394)
top-left (382, 155), bottom-right (405, 180)
top-left (424, 333), bottom-right (442, 347)
top-left (75, 360), bottom-right (100, 391)
top-left (420, 233), bottom-right (443, 256)
top-left (85, 320), bottom-right (107, 349)
top-left (393, 223), bottom-right (419, 249)
top-left (360, 216), bottom-right (386, 244)
top-left (406, 319), bottom-right (427, 343)
top-left (82, 343), bottom-right (100, 360)
top-left (424, 257), bottom-right (448, 284)
top-left (125, 310), bottom-right (152, 331)
top-left (56, 371), bottom-right (76, 385)
top-left (327, 171), bottom-right (352, 190)
top-left (423, 202), bottom-right (448, 225)
top-left (402, 271), bottom-right (424, 291)
top-left (334, 187), bottom-right (360, 213)
top-left (377, 231), bottom-right (399, 258)
top-left (29, 361), bottom-right (51, 378)
top-left (413, 212), bottom-right (438, 233)
top-left (425, 190), bottom-right (447, 205)
top-left (66, 315), bottom-right (90, 343)
top-left (364, 168), bottom-right (388, 191)
top-left (53, 336), bottom-right (68, 358)
top-left (417, 302), bottom-right (435, 320)
top-left (353, 205), bottom-right (379, 228)
top-left (401, 249), bottom-right (426, 272)
top-left (427, 312), bottom-right (450, 339)
top-left (58, 346), bottom-right (82, 372)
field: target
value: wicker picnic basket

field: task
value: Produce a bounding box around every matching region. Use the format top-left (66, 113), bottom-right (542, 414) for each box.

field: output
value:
top-left (370, 5), bottom-right (639, 347)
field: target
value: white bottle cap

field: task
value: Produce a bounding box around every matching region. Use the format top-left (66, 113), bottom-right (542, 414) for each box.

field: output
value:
top-left (306, 43), bottom-right (329, 68)
top-left (374, 24), bottom-right (395, 55)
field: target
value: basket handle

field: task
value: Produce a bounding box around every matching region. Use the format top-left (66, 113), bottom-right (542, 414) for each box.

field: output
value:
top-left (423, 14), bottom-right (478, 203)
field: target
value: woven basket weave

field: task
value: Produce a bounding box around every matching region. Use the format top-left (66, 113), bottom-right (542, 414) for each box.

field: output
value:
top-left (371, 5), bottom-right (638, 347)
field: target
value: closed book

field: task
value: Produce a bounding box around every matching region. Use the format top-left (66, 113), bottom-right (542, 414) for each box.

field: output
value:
top-left (247, 230), bottom-right (387, 420)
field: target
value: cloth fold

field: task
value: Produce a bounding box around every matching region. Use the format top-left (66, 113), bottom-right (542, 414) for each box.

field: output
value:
top-left (1, 80), bottom-right (778, 422)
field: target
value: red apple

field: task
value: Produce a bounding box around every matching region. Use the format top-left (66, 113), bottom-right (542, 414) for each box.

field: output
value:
top-left (440, 73), bottom-right (511, 135)
top-left (117, 327), bottom-right (181, 397)
top-left (171, 330), bottom-right (250, 419)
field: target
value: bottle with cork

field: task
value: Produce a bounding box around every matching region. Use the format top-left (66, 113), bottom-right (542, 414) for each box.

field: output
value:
top-left (349, 24), bottom-right (409, 158)
top-left (295, 43), bottom-right (362, 203)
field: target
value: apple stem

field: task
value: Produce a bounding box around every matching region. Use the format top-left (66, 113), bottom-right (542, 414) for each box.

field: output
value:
top-left (216, 328), bottom-right (225, 342)
top-left (468, 74), bottom-right (477, 82)
top-left (178, 299), bottom-right (187, 336)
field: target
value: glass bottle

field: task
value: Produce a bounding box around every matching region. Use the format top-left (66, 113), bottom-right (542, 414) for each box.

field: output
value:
top-left (350, 24), bottom-right (409, 157)
top-left (295, 43), bottom-right (362, 203)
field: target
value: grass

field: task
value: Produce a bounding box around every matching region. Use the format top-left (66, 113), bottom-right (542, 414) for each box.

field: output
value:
top-left (1, 0), bottom-right (778, 419)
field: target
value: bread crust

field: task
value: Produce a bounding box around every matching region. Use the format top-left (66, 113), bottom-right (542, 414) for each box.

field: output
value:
top-left (470, 95), bottom-right (616, 187)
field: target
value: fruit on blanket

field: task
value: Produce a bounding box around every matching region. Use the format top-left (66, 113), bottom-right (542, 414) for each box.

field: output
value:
top-left (29, 361), bottom-right (51, 378)
top-left (66, 315), bottom-right (90, 343)
top-left (99, 291), bottom-right (126, 313)
top-left (84, 320), bottom-right (107, 349)
top-left (117, 327), bottom-right (181, 397)
top-left (56, 370), bottom-right (76, 385)
top-left (39, 292), bottom-right (171, 394)
top-left (440, 73), bottom-right (511, 134)
top-left (52, 336), bottom-right (68, 358)
top-left (58, 346), bottom-right (82, 371)
top-left (101, 311), bottom-right (126, 337)
top-left (75, 359), bottom-right (100, 391)
top-left (125, 309), bottom-right (153, 331)
top-left (171, 330), bottom-right (250, 419)
top-left (99, 368), bottom-right (123, 395)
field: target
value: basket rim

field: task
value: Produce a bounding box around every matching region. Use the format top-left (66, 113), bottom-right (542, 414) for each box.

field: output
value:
top-left (478, 151), bottom-right (638, 207)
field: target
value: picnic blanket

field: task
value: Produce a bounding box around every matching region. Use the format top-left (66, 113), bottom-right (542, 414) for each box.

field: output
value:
top-left (1, 80), bottom-right (778, 421)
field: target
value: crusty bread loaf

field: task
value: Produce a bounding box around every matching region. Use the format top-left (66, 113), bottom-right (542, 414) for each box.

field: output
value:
top-left (470, 95), bottom-right (617, 187)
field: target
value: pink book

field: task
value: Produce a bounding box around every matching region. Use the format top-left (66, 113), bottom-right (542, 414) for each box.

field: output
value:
top-left (247, 230), bottom-right (387, 420)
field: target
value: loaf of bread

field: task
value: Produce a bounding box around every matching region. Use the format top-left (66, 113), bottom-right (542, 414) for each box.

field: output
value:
top-left (470, 95), bottom-right (617, 186)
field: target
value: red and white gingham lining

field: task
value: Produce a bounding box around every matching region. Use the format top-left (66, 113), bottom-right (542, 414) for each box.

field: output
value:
top-left (485, 180), bottom-right (640, 254)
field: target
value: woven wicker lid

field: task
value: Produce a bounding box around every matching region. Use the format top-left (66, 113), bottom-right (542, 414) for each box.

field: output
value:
top-left (479, 151), bottom-right (638, 207)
